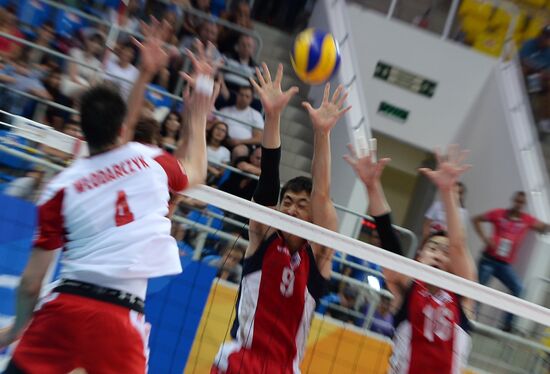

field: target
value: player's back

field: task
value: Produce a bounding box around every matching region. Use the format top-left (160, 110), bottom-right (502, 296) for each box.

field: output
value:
top-left (36, 142), bottom-right (188, 298)
top-left (390, 281), bottom-right (471, 374)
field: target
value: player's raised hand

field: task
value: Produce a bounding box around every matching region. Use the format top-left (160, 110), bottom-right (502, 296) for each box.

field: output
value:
top-left (419, 144), bottom-right (471, 191)
top-left (344, 140), bottom-right (390, 188)
top-left (250, 63), bottom-right (299, 116)
top-left (303, 83), bottom-right (351, 134)
top-left (132, 17), bottom-right (171, 76)
top-left (181, 40), bottom-right (222, 118)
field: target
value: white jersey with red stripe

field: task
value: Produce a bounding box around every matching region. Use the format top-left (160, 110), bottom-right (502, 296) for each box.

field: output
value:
top-left (391, 281), bottom-right (471, 374)
top-left (35, 142), bottom-right (188, 299)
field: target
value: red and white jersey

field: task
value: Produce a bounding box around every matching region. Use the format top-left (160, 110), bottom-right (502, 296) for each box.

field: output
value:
top-left (214, 232), bottom-right (326, 373)
top-left (391, 281), bottom-right (471, 374)
top-left (35, 142), bottom-right (188, 299)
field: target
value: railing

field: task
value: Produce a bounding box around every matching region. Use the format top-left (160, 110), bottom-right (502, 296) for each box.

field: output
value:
top-left (0, 32), bottom-right (258, 129)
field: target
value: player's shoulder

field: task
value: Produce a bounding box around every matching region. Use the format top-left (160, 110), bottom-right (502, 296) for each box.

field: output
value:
top-left (126, 141), bottom-right (164, 158)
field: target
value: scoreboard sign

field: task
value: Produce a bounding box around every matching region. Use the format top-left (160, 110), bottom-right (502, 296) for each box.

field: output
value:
top-left (374, 61), bottom-right (437, 98)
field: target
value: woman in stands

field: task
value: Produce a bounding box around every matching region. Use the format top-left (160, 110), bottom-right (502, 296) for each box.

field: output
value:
top-left (345, 144), bottom-right (476, 374)
top-left (206, 121), bottom-right (230, 184)
top-left (160, 111), bottom-right (182, 149)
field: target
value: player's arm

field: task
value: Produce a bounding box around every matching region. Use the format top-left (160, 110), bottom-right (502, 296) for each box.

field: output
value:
top-left (344, 142), bottom-right (409, 299)
top-left (247, 63), bottom-right (298, 256)
top-left (121, 19), bottom-right (171, 144)
top-left (175, 42), bottom-right (221, 188)
top-left (302, 84), bottom-right (350, 279)
top-left (419, 146), bottom-right (476, 283)
top-left (0, 248), bottom-right (56, 348)
top-left (0, 184), bottom-right (64, 348)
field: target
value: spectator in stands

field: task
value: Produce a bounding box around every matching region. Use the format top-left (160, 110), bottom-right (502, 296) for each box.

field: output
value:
top-left (62, 32), bottom-right (104, 97)
top-left (473, 191), bottom-right (550, 331)
top-left (160, 111), bottom-right (182, 149)
top-left (105, 0), bottom-right (142, 38)
top-left (103, 41), bottom-right (139, 100)
top-left (181, 20), bottom-right (222, 61)
top-left (207, 244), bottom-right (245, 283)
top-left (423, 181), bottom-right (468, 240)
top-left (133, 116), bottom-right (162, 146)
top-left (181, 0), bottom-right (211, 36)
top-left (25, 21), bottom-right (56, 69)
top-left (219, 145), bottom-right (261, 200)
top-left (219, 85), bottom-right (263, 148)
top-left (223, 35), bottom-right (258, 89)
top-left (357, 294), bottom-right (394, 337)
top-left (43, 68), bottom-right (73, 130)
top-left (318, 283), bottom-right (359, 324)
top-left (0, 6), bottom-right (23, 61)
top-left (206, 121), bottom-right (230, 184)
top-left (41, 119), bottom-right (82, 164)
top-left (218, 1), bottom-right (253, 54)
top-left (520, 25), bottom-right (550, 133)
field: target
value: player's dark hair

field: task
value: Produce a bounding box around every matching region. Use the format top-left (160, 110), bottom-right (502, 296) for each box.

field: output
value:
top-left (280, 176), bottom-right (313, 202)
top-left (80, 85), bottom-right (127, 151)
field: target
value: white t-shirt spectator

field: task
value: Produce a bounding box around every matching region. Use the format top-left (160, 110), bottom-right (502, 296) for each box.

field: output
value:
top-left (219, 106), bottom-right (264, 140)
top-left (104, 59), bottom-right (139, 101)
top-left (207, 145), bottom-right (231, 165)
top-left (69, 48), bottom-right (102, 82)
top-left (425, 200), bottom-right (469, 233)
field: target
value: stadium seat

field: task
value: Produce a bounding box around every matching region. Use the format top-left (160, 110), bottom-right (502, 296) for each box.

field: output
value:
top-left (523, 16), bottom-right (546, 40)
top-left (17, 0), bottom-right (51, 28)
top-left (145, 84), bottom-right (173, 110)
top-left (460, 17), bottom-right (490, 44)
top-left (54, 9), bottom-right (86, 39)
top-left (521, 0), bottom-right (547, 7)
top-left (0, 130), bottom-right (34, 171)
top-left (473, 29), bottom-right (506, 57)
top-left (458, 0), bottom-right (494, 20)
top-left (488, 7), bottom-right (511, 30)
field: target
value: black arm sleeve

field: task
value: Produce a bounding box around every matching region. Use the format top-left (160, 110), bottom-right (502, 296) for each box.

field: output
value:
top-left (252, 146), bottom-right (281, 206)
top-left (373, 213), bottom-right (404, 257)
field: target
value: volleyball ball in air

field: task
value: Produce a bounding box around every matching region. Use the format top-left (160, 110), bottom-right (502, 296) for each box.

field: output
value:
top-left (291, 28), bottom-right (341, 85)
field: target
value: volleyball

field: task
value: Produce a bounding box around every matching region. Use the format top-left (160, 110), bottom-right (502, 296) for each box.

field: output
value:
top-left (291, 28), bottom-right (341, 85)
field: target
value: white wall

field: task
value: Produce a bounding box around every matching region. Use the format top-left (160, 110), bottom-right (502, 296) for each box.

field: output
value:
top-left (347, 5), bottom-right (498, 151)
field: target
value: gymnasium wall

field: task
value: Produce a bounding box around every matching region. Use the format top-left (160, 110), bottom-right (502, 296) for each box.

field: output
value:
top-left (346, 4), bottom-right (498, 152)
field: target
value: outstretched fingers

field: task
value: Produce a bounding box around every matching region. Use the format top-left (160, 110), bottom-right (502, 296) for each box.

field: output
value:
top-left (322, 82), bottom-right (330, 103)
top-left (331, 85), bottom-right (344, 105)
top-left (255, 67), bottom-right (266, 86)
top-left (261, 62), bottom-right (272, 84)
top-left (274, 63), bottom-right (283, 88)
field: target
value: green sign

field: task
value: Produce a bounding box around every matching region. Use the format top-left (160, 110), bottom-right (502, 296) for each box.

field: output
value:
top-left (374, 61), bottom-right (437, 98)
top-left (377, 101), bottom-right (409, 123)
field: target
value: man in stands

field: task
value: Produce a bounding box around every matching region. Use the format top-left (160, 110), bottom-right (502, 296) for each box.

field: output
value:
top-left (472, 191), bottom-right (550, 331)
top-left (223, 34), bottom-right (258, 88)
top-left (220, 85), bottom-right (264, 148)
top-left (0, 21), bottom-right (218, 373)
top-left (212, 63), bottom-right (350, 373)
top-left (104, 41), bottom-right (139, 101)
top-left (520, 25), bottom-right (550, 133)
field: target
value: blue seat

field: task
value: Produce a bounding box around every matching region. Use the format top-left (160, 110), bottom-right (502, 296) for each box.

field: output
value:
top-left (17, 0), bottom-right (51, 29)
top-left (186, 205), bottom-right (224, 241)
top-left (54, 9), bottom-right (86, 39)
top-left (0, 130), bottom-right (33, 171)
top-left (146, 84), bottom-right (173, 109)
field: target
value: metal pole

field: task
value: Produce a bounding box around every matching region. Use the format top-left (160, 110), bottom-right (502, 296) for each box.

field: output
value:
top-left (441, 0), bottom-right (460, 40)
top-left (387, 0), bottom-right (398, 19)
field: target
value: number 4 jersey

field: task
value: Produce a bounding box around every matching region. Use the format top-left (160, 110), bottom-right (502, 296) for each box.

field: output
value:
top-left (34, 142), bottom-right (188, 299)
top-left (391, 281), bottom-right (471, 374)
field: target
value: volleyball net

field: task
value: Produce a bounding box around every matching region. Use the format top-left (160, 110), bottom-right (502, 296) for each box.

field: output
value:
top-left (1, 117), bottom-right (550, 374)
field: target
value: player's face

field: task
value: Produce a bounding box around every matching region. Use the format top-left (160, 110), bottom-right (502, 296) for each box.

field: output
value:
top-left (417, 235), bottom-right (450, 271)
top-left (279, 190), bottom-right (311, 222)
top-left (511, 193), bottom-right (526, 212)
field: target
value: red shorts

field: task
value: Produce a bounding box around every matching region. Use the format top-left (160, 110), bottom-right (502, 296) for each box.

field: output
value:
top-left (211, 344), bottom-right (294, 374)
top-left (11, 292), bottom-right (148, 374)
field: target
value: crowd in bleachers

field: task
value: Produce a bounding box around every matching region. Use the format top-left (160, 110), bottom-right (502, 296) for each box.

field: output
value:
top-left (0, 0), bottom-right (395, 336)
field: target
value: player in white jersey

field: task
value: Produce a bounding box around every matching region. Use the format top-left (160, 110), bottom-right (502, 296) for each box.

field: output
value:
top-left (0, 20), bottom-right (219, 373)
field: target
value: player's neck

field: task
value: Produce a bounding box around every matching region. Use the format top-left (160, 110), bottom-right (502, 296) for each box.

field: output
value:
top-left (88, 143), bottom-right (119, 156)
